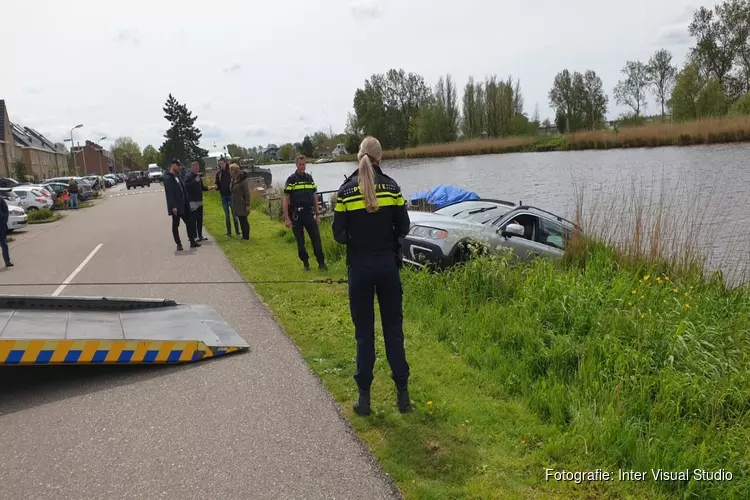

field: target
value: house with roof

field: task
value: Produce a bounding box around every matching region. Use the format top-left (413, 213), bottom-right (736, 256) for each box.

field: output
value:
top-left (0, 100), bottom-right (67, 180)
top-left (71, 140), bottom-right (114, 176)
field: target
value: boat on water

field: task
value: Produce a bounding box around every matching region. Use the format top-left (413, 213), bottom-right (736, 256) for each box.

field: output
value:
top-left (315, 158), bottom-right (334, 164)
top-left (202, 153), bottom-right (273, 187)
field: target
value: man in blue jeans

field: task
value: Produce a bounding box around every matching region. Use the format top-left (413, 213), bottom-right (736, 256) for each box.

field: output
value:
top-left (214, 158), bottom-right (239, 236)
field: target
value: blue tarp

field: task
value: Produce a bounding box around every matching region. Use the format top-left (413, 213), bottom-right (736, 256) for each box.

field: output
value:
top-left (408, 184), bottom-right (480, 209)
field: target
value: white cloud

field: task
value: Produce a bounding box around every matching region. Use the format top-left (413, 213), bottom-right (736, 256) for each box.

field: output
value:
top-left (350, 0), bottom-right (383, 20)
top-left (112, 29), bottom-right (141, 47)
top-left (244, 125), bottom-right (269, 137)
top-left (223, 63), bottom-right (242, 73)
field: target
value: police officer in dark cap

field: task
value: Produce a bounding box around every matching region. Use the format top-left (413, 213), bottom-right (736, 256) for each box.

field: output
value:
top-left (283, 155), bottom-right (327, 271)
top-left (332, 136), bottom-right (411, 416)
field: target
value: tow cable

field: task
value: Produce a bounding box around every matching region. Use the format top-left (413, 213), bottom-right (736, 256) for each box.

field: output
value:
top-left (0, 279), bottom-right (348, 287)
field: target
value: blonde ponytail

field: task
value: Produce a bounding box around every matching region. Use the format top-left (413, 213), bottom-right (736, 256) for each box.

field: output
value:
top-left (357, 136), bottom-right (382, 213)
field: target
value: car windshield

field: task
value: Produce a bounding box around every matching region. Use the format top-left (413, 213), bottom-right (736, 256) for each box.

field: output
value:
top-left (435, 201), bottom-right (513, 224)
top-left (148, 166), bottom-right (160, 173)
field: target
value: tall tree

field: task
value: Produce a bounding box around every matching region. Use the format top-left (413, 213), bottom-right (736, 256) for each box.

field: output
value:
top-left (646, 49), bottom-right (678, 117)
top-left (549, 70), bottom-right (576, 133)
top-left (613, 61), bottom-right (649, 117)
top-left (159, 94), bottom-right (209, 168)
top-left (301, 136), bottom-right (314, 157)
top-left (668, 62), bottom-right (728, 120)
top-left (581, 70), bottom-right (609, 130)
top-left (142, 144), bottom-right (162, 166)
top-left (689, 3), bottom-right (741, 92)
top-left (461, 76), bottom-right (484, 139)
top-left (111, 137), bottom-right (143, 169)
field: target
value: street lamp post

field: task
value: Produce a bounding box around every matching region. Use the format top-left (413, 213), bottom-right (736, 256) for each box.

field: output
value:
top-left (69, 124), bottom-right (83, 174)
top-left (96, 136), bottom-right (107, 175)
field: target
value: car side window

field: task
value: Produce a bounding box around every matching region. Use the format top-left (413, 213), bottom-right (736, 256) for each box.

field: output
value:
top-left (499, 213), bottom-right (537, 240)
top-left (537, 218), bottom-right (567, 249)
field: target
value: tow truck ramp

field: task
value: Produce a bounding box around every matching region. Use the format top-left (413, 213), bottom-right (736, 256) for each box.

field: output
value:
top-left (0, 295), bottom-right (249, 365)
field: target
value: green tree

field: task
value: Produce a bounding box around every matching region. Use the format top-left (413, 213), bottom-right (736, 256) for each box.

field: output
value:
top-left (729, 91), bottom-right (750, 115)
top-left (112, 137), bottom-right (143, 170)
top-left (159, 94), bottom-right (209, 168)
top-left (227, 144), bottom-right (250, 158)
top-left (688, 2), bottom-right (744, 94)
top-left (301, 136), bottom-right (314, 156)
top-left (646, 49), bottom-right (678, 117)
top-left (278, 144), bottom-right (293, 161)
top-left (581, 70), bottom-right (609, 130)
top-left (12, 159), bottom-right (26, 181)
top-left (614, 61), bottom-right (649, 117)
top-left (142, 144), bottom-right (162, 166)
top-left (668, 62), bottom-right (728, 121)
top-left (549, 70), bottom-right (577, 133)
top-left (549, 69), bottom-right (605, 133)
top-left (461, 76), bottom-right (485, 139)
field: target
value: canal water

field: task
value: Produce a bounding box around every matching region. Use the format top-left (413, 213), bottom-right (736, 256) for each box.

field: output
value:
top-left (266, 144), bottom-right (750, 281)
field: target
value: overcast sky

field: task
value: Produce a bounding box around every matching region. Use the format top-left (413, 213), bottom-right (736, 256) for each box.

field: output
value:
top-left (3, 0), bottom-right (701, 154)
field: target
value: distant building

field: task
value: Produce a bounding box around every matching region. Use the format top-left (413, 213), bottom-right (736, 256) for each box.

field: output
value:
top-left (332, 143), bottom-right (348, 157)
top-left (71, 140), bottom-right (115, 176)
top-left (263, 144), bottom-right (279, 159)
top-left (0, 99), bottom-right (67, 180)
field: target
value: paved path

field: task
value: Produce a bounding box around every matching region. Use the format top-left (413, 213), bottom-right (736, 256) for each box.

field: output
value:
top-left (0, 184), bottom-right (400, 500)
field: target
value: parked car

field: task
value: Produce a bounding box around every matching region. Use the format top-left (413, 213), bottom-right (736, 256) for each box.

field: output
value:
top-left (126, 171), bottom-right (151, 189)
top-left (11, 186), bottom-right (54, 212)
top-left (0, 189), bottom-right (28, 232)
top-left (398, 199), bottom-right (580, 269)
top-left (0, 178), bottom-right (20, 189)
top-left (103, 174), bottom-right (118, 187)
top-left (43, 177), bottom-right (93, 201)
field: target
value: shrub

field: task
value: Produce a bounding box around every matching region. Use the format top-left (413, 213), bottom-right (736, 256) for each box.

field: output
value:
top-left (27, 208), bottom-right (54, 222)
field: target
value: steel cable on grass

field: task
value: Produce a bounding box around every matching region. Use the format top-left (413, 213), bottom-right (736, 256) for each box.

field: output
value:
top-left (0, 278), bottom-right (348, 287)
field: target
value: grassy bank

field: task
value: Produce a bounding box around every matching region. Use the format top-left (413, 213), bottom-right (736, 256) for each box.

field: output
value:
top-left (333, 116), bottom-right (750, 162)
top-left (204, 192), bottom-right (749, 499)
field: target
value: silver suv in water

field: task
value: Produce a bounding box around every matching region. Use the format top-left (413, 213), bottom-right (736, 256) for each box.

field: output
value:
top-left (399, 199), bottom-right (579, 269)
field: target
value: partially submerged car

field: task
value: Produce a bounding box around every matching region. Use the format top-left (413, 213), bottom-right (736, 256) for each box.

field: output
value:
top-left (399, 198), bottom-right (580, 269)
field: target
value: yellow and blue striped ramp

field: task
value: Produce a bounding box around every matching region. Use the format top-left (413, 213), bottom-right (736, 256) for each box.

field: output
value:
top-left (0, 295), bottom-right (249, 366)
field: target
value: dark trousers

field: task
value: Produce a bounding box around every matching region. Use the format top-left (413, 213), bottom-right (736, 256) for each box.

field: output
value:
top-left (191, 205), bottom-right (204, 239)
top-left (238, 215), bottom-right (250, 240)
top-left (348, 257), bottom-right (410, 391)
top-left (171, 212), bottom-right (196, 245)
top-left (221, 196), bottom-right (239, 236)
top-left (291, 210), bottom-right (325, 266)
top-left (0, 223), bottom-right (9, 264)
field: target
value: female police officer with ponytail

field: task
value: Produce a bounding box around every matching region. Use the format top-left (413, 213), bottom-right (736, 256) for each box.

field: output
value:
top-left (332, 136), bottom-right (411, 416)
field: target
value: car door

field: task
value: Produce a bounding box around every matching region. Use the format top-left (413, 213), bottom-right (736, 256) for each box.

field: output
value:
top-left (490, 212), bottom-right (552, 260)
top-left (534, 217), bottom-right (568, 259)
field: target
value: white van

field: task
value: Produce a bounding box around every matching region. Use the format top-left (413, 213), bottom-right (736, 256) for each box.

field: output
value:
top-left (147, 164), bottom-right (163, 182)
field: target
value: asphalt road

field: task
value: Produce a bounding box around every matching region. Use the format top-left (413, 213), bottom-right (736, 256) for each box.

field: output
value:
top-left (0, 183), bottom-right (400, 500)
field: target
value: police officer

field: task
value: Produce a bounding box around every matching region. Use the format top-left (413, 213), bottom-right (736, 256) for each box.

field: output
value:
top-left (283, 155), bottom-right (327, 271)
top-left (332, 136), bottom-right (411, 416)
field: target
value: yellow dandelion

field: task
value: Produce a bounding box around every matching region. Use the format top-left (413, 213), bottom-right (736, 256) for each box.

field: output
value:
top-left (521, 440), bottom-right (526, 445)
top-left (684, 292), bottom-right (689, 297)
top-left (427, 401), bottom-right (433, 407)
top-left (640, 295), bottom-right (645, 300)
top-left (673, 288), bottom-right (679, 293)
top-left (666, 276), bottom-right (671, 281)
top-left (643, 275), bottom-right (650, 282)
top-left (641, 313), bottom-right (646, 319)
top-left (632, 290), bottom-right (637, 295)
top-left (657, 278), bottom-right (663, 285)
top-left (684, 303), bottom-right (691, 310)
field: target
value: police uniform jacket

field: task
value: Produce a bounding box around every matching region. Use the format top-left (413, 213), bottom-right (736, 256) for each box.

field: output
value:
top-left (284, 171), bottom-right (317, 217)
top-left (332, 166), bottom-right (410, 266)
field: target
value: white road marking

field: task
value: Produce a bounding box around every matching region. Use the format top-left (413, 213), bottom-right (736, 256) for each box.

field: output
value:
top-left (52, 243), bottom-right (104, 297)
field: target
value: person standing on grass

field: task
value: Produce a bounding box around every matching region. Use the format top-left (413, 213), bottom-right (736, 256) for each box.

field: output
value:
top-left (229, 163), bottom-right (251, 240)
top-left (163, 159), bottom-right (200, 251)
top-left (332, 136), bottom-right (411, 416)
top-left (0, 195), bottom-right (13, 268)
top-left (215, 158), bottom-right (240, 237)
top-left (67, 178), bottom-right (79, 209)
top-left (185, 161), bottom-right (212, 241)
top-left (283, 155), bottom-right (327, 271)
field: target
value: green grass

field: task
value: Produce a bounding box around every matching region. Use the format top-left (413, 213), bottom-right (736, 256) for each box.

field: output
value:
top-left (27, 208), bottom-right (59, 223)
top-left (204, 191), bottom-right (749, 500)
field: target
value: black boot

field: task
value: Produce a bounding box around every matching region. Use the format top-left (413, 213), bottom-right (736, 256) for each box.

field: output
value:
top-left (353, 389), bottom-right (371, 416)
top-left (397, 386), bottom-right (411, 413)
top-left (303, 262), bottom-right (310, 271)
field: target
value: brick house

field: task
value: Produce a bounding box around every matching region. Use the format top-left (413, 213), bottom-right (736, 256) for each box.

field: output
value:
top-left (71, 140), bottom-right (114, 176)
top-left (0, 99), bottom-right (67, 180)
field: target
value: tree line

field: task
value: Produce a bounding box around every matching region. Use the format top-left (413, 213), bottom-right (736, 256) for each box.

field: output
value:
top-left (339, 0), bottom-right (750, 149)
